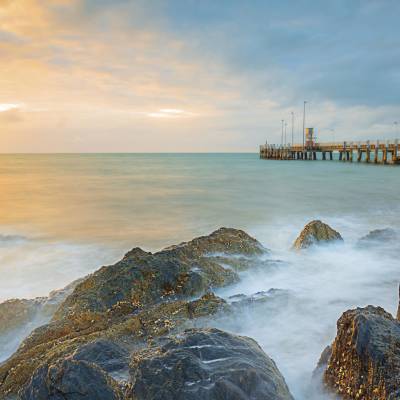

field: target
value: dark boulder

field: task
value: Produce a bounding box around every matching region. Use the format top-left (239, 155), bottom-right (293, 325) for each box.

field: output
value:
top-left (0, 228), bottom-right (269, 399)
top-left (18, 359), bottom-right (123, 400)
top-left (54, 228), bottom-right (265, 319)
top-left (130, 328), bottom-right (294, 400)
top-left (72, 339), bottom-right (129, 374)
top-left (320, 305), bottom-right (400, 399)
top-left (292, 220), bottom-right (343, 250)
top-left (0, 293), bottom-right (228, 397)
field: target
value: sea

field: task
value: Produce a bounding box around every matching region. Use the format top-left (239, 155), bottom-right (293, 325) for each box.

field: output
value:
top-left (1, 153), bottom-right (399, 398)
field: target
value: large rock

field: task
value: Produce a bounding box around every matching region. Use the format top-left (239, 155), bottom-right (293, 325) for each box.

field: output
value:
top-left (0, 293), bottom-right (227, 398)
top-left (130, 328), bottom-right (294, 400)
top-left (292, 220), bottom-right (343, 250)
top-left (18, 359), bottom-right (123, 400)
top-left (72, 339), bottom-right (130, 375)
top-left (320, 305), bottom-right (400, 399)
top-left (54, 228), bottom-right (265, 319)
top-left (0, 228), bottom-right (268, 399)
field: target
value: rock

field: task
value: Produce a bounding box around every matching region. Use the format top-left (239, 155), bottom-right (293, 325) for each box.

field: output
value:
top-left (130, 328), bottom-right (294, 400)
top-left (0, 293), bottom-right (228, 398)
top-left (187, 292), bottom-right (228, 319)
top-left (72, 339), bottom-right (129, 375)
top-left (0, 228), bottom-right (268, 399)
top-left (397, 284), bottom-right (400, 321)
top-left (163, 227), bottom-right (265, 257)
top-left (0, 278), bottom-right (83, 337)
top-left (228, 289), bottom-right (288, 308)
top-left (54, 228), bottom-right (265, 319)
top-left (358, 228), bottom-right (398, 247)
top-left (321, 305), bottom-right (400, 399)
top-left (292, 220), bottom-right (343, 250)
top-left (0, 298), bottom-right (45, 336)
top-left (18, 359), bottom-right (123, 400)
top-left (0, 279), bottom-right (84, 363)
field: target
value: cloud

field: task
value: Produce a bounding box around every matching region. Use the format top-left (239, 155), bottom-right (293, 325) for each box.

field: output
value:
top-left (0, 103), bottom-right (21, 112)
top-left (0, 0), bottom-right (398, 152)
top-left (146, 109), bottom-right (195, 118)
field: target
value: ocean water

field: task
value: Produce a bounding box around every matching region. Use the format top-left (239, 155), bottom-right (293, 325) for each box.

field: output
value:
top-left (1, 153), bottom-right (399, 398)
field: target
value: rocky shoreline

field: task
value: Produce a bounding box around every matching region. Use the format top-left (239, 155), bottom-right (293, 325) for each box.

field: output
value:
top-left (0, 222), bottom-right (398, 399)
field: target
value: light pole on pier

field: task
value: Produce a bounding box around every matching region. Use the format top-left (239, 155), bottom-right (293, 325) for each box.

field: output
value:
top-left (284, 121), bottom-right (287, 146)
top-left (291, 112), bottom-right (294, 146)
top-left (281, 119), bottom-right (284, 146)
top-left (302, 101), bottom-right (307, 150)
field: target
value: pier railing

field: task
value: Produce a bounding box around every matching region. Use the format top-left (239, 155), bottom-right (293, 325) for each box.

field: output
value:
top-left (259, 140), bottom-right (400, 164)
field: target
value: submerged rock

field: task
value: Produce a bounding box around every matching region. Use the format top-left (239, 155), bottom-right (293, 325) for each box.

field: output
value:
top-left (320, 304), bottom-right (400, 399)
top-left (358, 228), bottom-right (398, 247)
top-left (292, 220), bottom-right (343, 250)
top-left (228, 289), bottom-right (289, 308)
top-left (130, 328), bottom-right (294, 400)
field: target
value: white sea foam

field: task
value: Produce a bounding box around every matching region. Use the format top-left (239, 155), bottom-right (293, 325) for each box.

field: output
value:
top-left (0, 232), bottom-right (119, 302)
top-left (214, 221), bottom-right (400, 399)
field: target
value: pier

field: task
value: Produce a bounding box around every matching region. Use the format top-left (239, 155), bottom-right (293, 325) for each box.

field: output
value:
top-left (260, 140), bottom-right (400, 165)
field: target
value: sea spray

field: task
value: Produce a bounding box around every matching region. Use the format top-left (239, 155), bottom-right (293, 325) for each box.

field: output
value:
top-left (0, 233), bottom-right (120, 302)
top-left (212, 229), bottom-right (400, 399)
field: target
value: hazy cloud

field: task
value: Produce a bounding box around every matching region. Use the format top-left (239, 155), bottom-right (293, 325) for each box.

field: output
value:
top-left (0, 0), bottom-right (399, 152)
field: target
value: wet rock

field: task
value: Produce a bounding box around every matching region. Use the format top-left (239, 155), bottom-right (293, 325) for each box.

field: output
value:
top-left (0, 293), bottom-right (227, 397)
top-left (397, 284), bottom-right (400, 321)
top-left (18, 359), bottom-right (123, 400)
top-left (72, 339), bottom-right (129, 374)
top-left (321, 305), bottom-right (400, 399)
top-left (229, 289), bottom-right (288, 308)
top-left (163, 227), bottom-right (265, 257)
top-left (358, 228), bottom-right (398, 247)
top-left (0, 278), bottom-right (83, 338)
top-left (292, 220), bottom-right (343, 250)
top-left (0, 228), bottom-right (268, 399)
top-left (130, 328), bottom-right (294, 400)
top-left (54, 228), bottom-right (265, 319)
top-left (0, 298), bottom-right (45, 336)
top-left (187, 292), bottom-right (228, 319)
top-left (0, 279), bottom-right (84, 363)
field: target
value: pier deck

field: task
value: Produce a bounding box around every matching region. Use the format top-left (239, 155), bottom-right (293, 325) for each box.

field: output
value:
top-left (260, 140), bottom-right (400, 164)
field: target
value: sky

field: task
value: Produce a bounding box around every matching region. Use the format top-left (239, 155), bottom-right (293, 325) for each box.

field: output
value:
top-left (0, 0), bottom-right (399, 152)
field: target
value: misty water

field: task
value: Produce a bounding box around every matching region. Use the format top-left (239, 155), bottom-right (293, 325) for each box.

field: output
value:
top-left (1, 153), bottom-right (399, 398)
